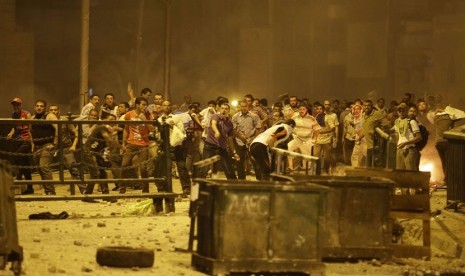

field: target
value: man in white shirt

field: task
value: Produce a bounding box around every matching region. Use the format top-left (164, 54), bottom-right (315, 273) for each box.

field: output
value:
top-left (287, 104), bottom-right (320, 172)
top-left (394, 103), bottom-right (422, 171)
top-left (249, 119), bottom-right (295, 180)
top-left (80, 95), bottom-right (100, 119)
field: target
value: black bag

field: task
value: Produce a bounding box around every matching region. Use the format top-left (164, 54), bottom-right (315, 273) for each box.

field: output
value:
top-left (409, 120), bottom-right (429, 151)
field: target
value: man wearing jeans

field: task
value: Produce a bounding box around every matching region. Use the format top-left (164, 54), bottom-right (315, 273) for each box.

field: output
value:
top-left (232, 100), bottom-right (261, 179)
top-left (394, 103), bottom-right (422, 170)
top-left (30, 100), bottom-right (59, 195)
top-left (361, 99), bottom-right (386, 167)
top-left (48, 104), bottom-right (80, 182)
top-left (82, 119), bottom-right (123, 196)
top-left (249, 119), bottom-right (295, 180)
top-left (120, 97), bottom-right (154, 193)
top-left (198, 102), bottom-right (239, 180)
top-left (8, 98), bottom-right (34, 194)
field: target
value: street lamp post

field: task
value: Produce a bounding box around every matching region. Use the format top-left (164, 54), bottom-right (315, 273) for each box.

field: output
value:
top-left (79, 0), bottom-right (90, 109)
top-left (162, 0), bottom-right (172, 100)
top-left (133, 0), bottom-right (145, 92)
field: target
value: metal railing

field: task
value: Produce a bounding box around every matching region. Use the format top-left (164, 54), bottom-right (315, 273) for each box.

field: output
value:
top-left (272, 147), bottom-right (321, 175)
top-left (0, 116), bottom-right (176, 202)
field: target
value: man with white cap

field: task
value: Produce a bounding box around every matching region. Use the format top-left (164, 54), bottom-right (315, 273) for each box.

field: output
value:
top-left (393, 102), bottom-right (422, 171)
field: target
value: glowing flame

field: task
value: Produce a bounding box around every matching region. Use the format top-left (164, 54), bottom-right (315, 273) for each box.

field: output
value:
top-left (231, 100), bottom-right (239, 107)
top-left (420, 162), bottom-right (433, 172)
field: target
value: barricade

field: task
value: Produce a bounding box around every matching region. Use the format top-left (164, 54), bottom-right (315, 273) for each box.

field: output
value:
top-left (271, 174), bottom-right (394, 260)
top-left (191, 179), bottom-right (328, 275)
top-left (444, 125), bottom-right (465, 204)
top-left (0, 118), bottom-right (178, 203)
top-left (0, 160), bottom-right (22, 276)
top-left (346, 167), bottom-right (431, 259)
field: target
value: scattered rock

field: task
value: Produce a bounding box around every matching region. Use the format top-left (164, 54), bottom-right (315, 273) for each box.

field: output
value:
top-left (42, 227), bottom-right (50, 233)
top-left (371, 259), bottom-right (382, 267)
top-left (97, 222), bottom-right (106, 227)
top-left (33, 238), bottom-right (41, 243)
top-left (81, 266), bottom-right (93, 272)
top-left (132, 267), bottom-right (140, 271)
top-left (57, 268), bottom-right (66, 274)
top-left (82, 223), bottom-right (92, 229)
top-left (74, 241), bottom-right (82, 246)
top-left (163, 229), bottom-right (170, 234)
top-left (30, 253), bottom-right (40, 259)
top-left (48, 265), bottom-right (57, 273)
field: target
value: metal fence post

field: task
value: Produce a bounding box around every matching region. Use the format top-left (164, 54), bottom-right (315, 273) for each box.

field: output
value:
top-left (75, 121), bottom-right (85, 196)
top-left (162, 119), bottom-right (174, 212)
top-left (276, 152), bottom-right (282, 175)
top-left (315, 158), bottom-right (321, 175)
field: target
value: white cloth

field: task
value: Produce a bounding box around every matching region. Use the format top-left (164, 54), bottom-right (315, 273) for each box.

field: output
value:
top-left (444, 106), bottom-right (465, 120)
top-left (157, 114), bottom-right (186, 147)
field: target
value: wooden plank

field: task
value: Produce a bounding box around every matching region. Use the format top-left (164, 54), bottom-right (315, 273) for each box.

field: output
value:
top-left (423, 220), bottom-right (431, 246)
top-left (390, 211), bottom-right (430, 220)
top-left (391, 244), bottom-right (430, 259)
top-left (345, 168), bottom-right (430, 189)
top-left (322, 247), bottom-right (392, 260)
top-left (391, 194), bottom-right (430, 211)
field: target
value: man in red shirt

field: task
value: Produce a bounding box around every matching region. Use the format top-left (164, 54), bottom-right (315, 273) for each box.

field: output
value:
top-left (8, 98), bottom-right (34, 194)
top-left (120, 97), bottom-right (155, 193)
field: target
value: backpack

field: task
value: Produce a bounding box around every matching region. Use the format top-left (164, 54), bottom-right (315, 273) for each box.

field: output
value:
top-left (409, 119), bottom-right (429, 151)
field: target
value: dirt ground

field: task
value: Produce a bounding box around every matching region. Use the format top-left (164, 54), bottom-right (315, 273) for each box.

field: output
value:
top-left (2, 176), bottom-right (465, 276)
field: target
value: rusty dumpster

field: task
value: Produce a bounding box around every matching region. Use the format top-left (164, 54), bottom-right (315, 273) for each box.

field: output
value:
top-left (271, 174), bottom-right (394, 260)
top-left (444, 125), bottom-right (465, 203)
top-left (191, 179), bottom-right (327, 276)
top-left (0, 160), bottom-right (23, 275)
top-left (346, 168), bottom-right (431, 259)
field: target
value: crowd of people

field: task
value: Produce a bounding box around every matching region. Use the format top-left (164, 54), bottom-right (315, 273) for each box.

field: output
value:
top-left (5, 88), bottom-right (464, 213)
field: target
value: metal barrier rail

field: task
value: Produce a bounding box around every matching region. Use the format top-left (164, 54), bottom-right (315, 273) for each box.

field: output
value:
top-left (271, 147), bottom-right (321, 175)
top-left (15, 192), bottom-right (177, 202)
top-left (0, 117), bottom-right (176, 201)
top-left (374, 126), bottom-right (395, 169)
top-left (192, 155), bottom-right (221, 168)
